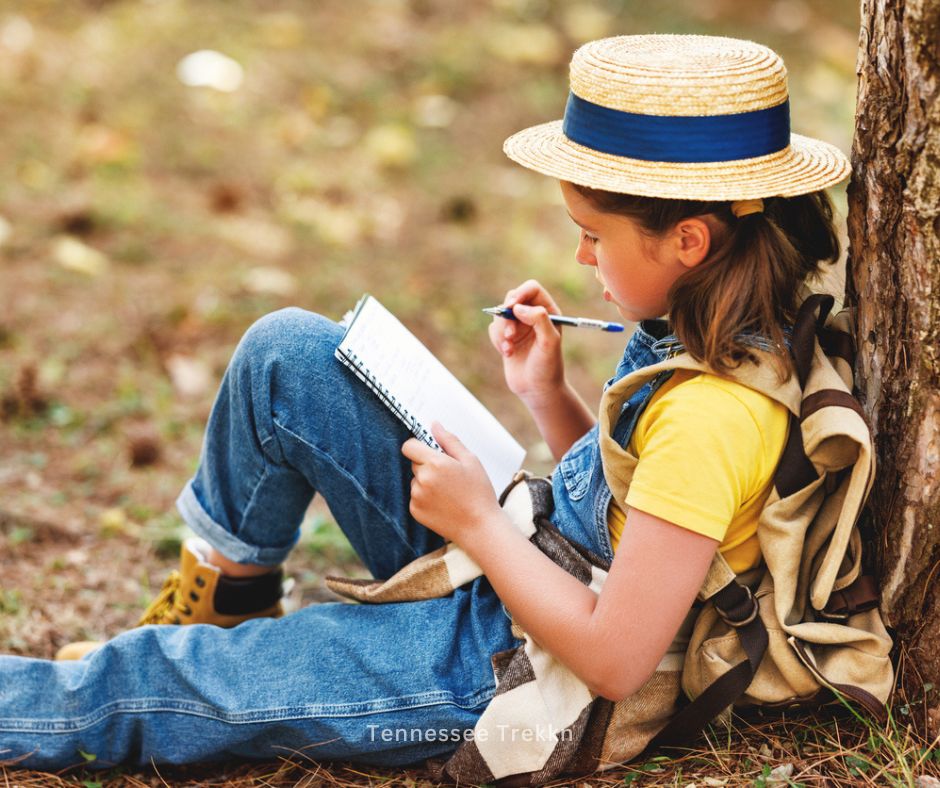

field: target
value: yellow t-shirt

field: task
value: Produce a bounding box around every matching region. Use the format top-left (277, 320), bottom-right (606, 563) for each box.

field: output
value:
top-left (607, 369), bottom-right (789, 574)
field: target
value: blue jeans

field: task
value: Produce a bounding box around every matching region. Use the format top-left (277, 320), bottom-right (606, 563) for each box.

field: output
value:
top-left (0, 309), bottom-right (669, 770)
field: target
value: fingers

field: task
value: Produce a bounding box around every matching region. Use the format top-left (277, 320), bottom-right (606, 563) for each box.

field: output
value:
top-left (430, 421), bottom-right (468, 459)
top-left (403, 427), bottom-right (468, 465)
top-left (510, 303), bottom-right (561, 350)
top-left (401, 437), bottom-right (437, 464)
top-left (490, 280), bottom-right (560, 357)
top-left (502, 280), bottom-right (560, 314)
top-left (490, 313), bottom-right (519, 357)
top-left (488, 317), bottom-right (508, 353)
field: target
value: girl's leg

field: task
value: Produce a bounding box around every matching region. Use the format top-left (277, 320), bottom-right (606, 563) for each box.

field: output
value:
top-left (176, 307), bottom-right (444, 579)
top-left (0, 579), bottom-right (515, 769)
top-left (0, 308), bottom-right (518, 768)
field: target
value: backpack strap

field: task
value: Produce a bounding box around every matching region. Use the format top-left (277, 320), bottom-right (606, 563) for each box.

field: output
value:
top-left (791, 293), bottom-right (834, 387)
top-left (649, 294), bottom-right (843, 750)
top-left (648, 552), bottom-right (769, 749)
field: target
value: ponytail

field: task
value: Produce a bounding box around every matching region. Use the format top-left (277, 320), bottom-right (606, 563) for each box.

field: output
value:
top-left (567, 184), bottom-right (841, 382)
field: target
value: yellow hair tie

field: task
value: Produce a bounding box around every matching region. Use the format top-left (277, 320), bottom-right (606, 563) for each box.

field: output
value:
top-left (731, 198), bottom-right (764, 218)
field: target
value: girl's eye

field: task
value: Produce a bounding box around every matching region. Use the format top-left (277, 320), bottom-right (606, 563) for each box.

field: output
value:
top-left (582, 230), bottom-right (598, 245)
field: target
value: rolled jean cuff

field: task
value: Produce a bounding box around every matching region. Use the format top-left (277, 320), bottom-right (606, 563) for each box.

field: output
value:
top-left (176, 481), bottom-right (299, 566)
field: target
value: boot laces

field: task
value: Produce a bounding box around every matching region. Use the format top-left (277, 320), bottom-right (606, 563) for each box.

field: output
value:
top-left (138, 571), bottom-right (191, 625)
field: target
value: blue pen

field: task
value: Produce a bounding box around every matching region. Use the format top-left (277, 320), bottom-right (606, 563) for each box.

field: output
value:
top-left (482, 306), bottom-right (624, 333)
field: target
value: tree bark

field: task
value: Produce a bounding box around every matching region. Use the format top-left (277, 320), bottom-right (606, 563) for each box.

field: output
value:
top-left (847, 0), bottom-right (940, 733)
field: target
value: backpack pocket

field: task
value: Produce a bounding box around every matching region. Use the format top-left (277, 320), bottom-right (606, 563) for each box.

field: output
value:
top-left (682, 583), bottom-right (822, 706)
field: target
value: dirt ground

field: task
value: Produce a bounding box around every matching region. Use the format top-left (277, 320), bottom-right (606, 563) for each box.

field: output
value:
top-left (3, 0), bottom-right (933, 785)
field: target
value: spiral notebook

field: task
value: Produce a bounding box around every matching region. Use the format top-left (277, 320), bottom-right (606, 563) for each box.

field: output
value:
top-left (334, 294), bottom-right (526, 494)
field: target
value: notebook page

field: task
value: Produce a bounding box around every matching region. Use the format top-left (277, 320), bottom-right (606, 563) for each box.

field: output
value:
top-left (336, 296), bottom-right (525, 494)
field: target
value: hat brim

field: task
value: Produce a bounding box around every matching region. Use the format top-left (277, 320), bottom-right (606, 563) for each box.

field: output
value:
top-left (503, 120), bottom-right (850, 200)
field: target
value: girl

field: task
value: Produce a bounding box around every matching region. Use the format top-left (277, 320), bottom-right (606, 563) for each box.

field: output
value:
top-left (0, 34), bottom-right (848, 772)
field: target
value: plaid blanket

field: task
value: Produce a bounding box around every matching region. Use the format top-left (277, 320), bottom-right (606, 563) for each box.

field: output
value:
top-left (326, 472), bottom-right (689, 784)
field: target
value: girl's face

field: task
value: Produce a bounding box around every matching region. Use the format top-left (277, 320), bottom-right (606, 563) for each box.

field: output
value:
top-left (559, 181), bottom-right (700, 323)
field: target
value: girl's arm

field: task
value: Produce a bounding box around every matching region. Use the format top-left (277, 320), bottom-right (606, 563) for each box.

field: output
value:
top-left (403, 424), bottom-right (719, 700)
top-left (464, 503), bottom-right (718, 700)
top-left (488, 280), bottom-right (596, 461)
top-left (523, 379), bottom-right (596, 462)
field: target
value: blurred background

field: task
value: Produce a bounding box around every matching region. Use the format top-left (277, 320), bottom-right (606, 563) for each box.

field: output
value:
top-left (0, 0), bottom-right (860, 654)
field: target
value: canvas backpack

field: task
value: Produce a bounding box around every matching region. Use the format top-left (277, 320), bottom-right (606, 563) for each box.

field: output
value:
top-left (325, 293), bottom-right (895, 786)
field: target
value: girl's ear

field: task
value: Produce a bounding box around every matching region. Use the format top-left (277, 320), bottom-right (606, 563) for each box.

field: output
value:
top-left (673, 217), bottom-right (714, 269)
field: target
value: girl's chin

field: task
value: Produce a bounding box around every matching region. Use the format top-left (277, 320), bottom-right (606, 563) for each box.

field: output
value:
top-left (615, 305), bottom-right (650, 323)
top-left (602, 293), bottom-right (632, 321)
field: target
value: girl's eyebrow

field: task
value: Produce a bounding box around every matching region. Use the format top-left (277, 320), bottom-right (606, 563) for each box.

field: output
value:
top-left (565, 210), bottom-right (598, 232)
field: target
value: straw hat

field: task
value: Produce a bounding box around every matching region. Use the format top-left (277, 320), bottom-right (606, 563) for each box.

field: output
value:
top-left (503, 35), bottom-right (850, 201)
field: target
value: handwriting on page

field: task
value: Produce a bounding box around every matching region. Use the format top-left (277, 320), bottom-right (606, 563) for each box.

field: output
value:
top-left (336, 296), bottom-right (526, 494)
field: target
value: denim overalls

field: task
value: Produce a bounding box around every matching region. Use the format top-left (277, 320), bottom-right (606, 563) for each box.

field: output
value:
top-left (549, 317), bottom-right (679, 563)
top-left (548, 317), bottom-right (788, 593)
top-left (0, 310), bottom-right (689, 771)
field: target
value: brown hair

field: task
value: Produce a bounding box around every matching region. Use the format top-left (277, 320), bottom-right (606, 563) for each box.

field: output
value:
top-left (568, 183), bottom-right (841, 381)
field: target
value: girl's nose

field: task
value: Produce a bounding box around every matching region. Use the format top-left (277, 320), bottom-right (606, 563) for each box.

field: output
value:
top-left (575, 235), bottom-right (596, 266)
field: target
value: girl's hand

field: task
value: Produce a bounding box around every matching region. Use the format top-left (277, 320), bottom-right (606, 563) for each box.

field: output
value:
top-left (401, 422), bottom-right (504, 544)
top-left (487, 279), bottom-right (565, 408)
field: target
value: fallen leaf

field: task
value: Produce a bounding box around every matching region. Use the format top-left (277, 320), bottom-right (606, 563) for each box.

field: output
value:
top-left (301, 83), bottom-right (333, 120)
top-left (363, 123), bottom-right (418, 169)
top-left (365, 196), bottom-right (405, 244)
top-left (488, 24), bottom-right (563, 66)
top-left (74, 124), bottom-right (133, 166)
top-left (767, 763), bottom-right (795, 784)
top-left (176, 50), bottom-right (244, 92)
top-left (166, 354), bottom-right (212, 399)
top-left (0, 16), bottom-right (34, 54)
top-left (282, 199), bottom-right (362, 248)
top-left (413, 94), bottom-right (458, 128)
top-left (561, 4), bottom-right (614, 41)
top-left (52, 236), bottom-right (109, 277)
top-left (242, 266), bottom-right (298, 297)
top-left (65, 548), bottom-right (90, 567)
top-left (215, 216), bottom-right (293, 259)
top-left (99, 508), bottom-right (127, 537)
top-left (17, 158), bottom-right (52, 190)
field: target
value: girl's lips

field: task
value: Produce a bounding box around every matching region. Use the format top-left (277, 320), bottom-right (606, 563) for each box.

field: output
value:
top-left (603, 289), bottom-right (613, 302)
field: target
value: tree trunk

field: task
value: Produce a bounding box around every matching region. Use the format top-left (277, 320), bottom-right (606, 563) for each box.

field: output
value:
top-left (847, 0), bottom-right (940, 733)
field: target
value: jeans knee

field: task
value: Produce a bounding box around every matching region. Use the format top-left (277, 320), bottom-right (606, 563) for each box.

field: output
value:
top-left (234, 307), bottom-right (342, 376)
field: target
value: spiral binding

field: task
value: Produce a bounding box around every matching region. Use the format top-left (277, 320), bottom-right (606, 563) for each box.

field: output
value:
top-left (336, 349), bottom-right (440, 450)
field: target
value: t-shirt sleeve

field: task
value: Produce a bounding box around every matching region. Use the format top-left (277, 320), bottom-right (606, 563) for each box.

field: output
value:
top-left (624, 378), bottom-right (767, 541)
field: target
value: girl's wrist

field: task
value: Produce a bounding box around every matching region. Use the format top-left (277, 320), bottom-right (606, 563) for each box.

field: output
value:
top-left (460, 508), bottom-right (523, 568)
top-left (518, 379), bottom-right (570, 412)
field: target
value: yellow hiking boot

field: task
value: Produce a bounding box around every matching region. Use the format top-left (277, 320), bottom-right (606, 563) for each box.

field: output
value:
top-left (55, 538), bottom-right (283, 661)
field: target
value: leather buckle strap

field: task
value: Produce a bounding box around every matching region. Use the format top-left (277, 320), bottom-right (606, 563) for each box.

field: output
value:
top-left (714, 584), bottom-right (760, 628)
top-left (650, 580), bottom-right (769, 751)
top-left (819, 575), bottom-right (881, 622)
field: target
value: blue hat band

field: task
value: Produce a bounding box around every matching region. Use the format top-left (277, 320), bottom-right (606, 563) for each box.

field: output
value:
top-left (562, 92), bottom-right (791, 164)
